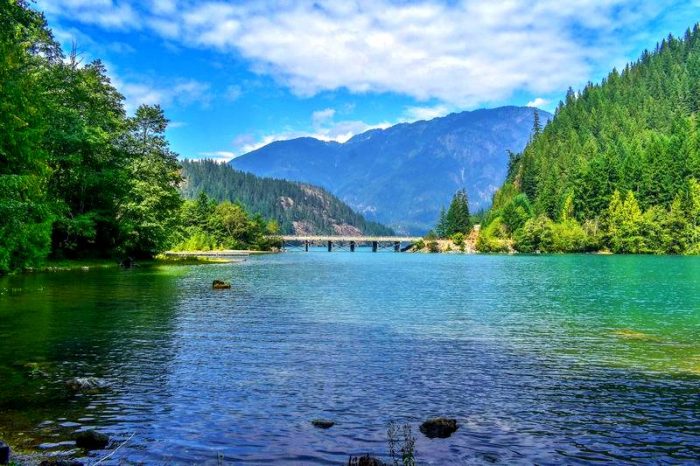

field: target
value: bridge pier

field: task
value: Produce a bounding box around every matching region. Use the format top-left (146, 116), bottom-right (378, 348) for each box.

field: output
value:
top-left (394, 241), bottom-right (400, 252)
top-left (372, 241), bottom-right (378, 252)
top-left (327, 240), bottom-right (332, 252)
top-left (350, 241), bottom-right (356, 252)
top-left (305, 240), bottom-right (309, 252)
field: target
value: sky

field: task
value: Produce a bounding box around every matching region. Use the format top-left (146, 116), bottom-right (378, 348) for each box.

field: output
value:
top-left (34, 0), bottom-right (700, 162)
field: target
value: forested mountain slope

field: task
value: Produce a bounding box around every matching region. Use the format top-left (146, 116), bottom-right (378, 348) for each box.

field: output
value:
top-left (231, 106), bottom-right (549, 233)
top-left (481, 26), bottom-right (700, 254)
top-left (181, 160), bottom-right (394, 236)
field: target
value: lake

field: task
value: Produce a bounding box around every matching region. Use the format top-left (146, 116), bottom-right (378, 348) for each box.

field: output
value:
top-left (0, 253), bottom-right (699, 464)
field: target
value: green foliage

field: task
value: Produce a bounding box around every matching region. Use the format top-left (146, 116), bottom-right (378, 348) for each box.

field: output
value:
top-left (180, 159), bottom-right (393, 236)
top-left (435, 189), bottom-right (471, 237)
top-left (0, 1), bottom-right (57, 273)
top-left (487, 26), bottom-right (700, 255)
top-left (0, 2), bottom-right (284, 272)
top-left (451, 232), bottom-right (465, 246)
top-left (117, 105), bottom-right (183, 258)
top-left (476, 217), bottom-right (511, 252)
top-left (172, 193), bottom-right (280, 251)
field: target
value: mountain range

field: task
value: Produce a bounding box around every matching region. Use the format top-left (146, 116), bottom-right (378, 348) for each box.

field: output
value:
top-left (231, 106), bottom-right (551, 233)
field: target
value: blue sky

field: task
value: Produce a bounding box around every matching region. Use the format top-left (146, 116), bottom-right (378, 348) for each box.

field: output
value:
top-left (35, 0), bottom-right (700, 161)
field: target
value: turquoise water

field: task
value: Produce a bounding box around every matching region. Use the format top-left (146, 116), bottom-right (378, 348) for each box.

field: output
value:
top-left (0, 253), bottom-right (699, 464)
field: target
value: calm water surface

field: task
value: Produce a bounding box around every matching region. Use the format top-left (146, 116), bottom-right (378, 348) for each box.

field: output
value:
top-left (0, 253), bottom-right (699, 464)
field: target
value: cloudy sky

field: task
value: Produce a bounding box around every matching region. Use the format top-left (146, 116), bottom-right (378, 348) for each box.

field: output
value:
top-left (36, 0), bottom-right (700, 161)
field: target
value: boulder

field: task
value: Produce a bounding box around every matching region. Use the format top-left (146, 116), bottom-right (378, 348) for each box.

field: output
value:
top-left (74, 430), bottom-right (109, 450)
top-left (419, 417), bottom-right (458, 439)
top-left (347, 454), bottom-right (384, 466)
top-left (0, 441), bottom-right (10, 465)
top-left (311, 419), bottom-right (335, 429)
top-left (212, 280), bottom-right (231, 290)
top-left (66, 377), bottom-right (108, 393)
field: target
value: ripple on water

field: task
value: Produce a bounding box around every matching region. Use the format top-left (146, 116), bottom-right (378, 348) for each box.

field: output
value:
top-left (0, 253), bottom-right (699, 463)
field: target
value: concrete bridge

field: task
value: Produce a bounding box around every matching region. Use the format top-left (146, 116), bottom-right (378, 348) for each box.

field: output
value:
top-left (280, 235), bottom-right (422, 252)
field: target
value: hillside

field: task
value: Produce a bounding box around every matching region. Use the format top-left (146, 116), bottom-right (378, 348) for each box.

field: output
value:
top-left (180, 160), bottom-right (394, 236)
top-left (481, 26), bottom-right (700, 254)
top-left (231, 106), bottom-right (550, 233)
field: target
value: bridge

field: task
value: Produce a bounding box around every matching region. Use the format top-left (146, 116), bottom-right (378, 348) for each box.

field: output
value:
top-left (280, 235), bottom-right (422, 252)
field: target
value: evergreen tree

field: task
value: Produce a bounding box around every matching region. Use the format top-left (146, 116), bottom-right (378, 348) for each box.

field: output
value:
top-left (444, 189), bottom-right (471, 236)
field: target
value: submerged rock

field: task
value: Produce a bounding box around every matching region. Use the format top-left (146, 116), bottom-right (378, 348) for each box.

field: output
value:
top-left (74, 430), bottom-right (109, 450)
top-left (0, 441), bottom-right (10, 465)
top-left (419, 417), bottom-right (458, 439)
top-left (212, 279), bottom-right (231, 289)
top-left (66, 377), bottom-right (108, 393)
top-left (39, 461), bottom-right (84, 466)
top-left (311, 419), bottom-right (335, 429)
top-left (347, 454), bottom-right (384, 466)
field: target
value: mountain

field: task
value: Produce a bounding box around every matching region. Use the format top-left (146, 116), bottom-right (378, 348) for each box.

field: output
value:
top-left (480, 26), bottom-right (700, 255)
top-left (180, 159), bottom-right (395, 236)
top-left (231, 106), bottom-right (550, 234)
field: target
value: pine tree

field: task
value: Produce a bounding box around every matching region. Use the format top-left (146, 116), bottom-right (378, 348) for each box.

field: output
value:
top-left (444, 189), bottom-right (471, 236)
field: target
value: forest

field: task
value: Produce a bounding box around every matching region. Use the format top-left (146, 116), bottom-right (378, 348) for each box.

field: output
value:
top-left (0, 1), bottom-right (278, 273)
top-left (181, 159), bottom-right (395, 236)
top-left (477, 26), bottom-right (700, 254)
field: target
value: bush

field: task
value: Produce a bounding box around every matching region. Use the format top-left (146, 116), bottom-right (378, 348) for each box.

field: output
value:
top-left (427, 240), bottom-right (440, 253)
top-left (450, 232), bottom-right (465, 246)
top-left (476, 217), bottom-right (511, 252)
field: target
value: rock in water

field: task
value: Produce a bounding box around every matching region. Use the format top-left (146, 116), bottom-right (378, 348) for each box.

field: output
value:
top-left (347, 454), bottom-right (384, 466)
top-left (311, 419), bottom-right (335, 429)
top-left (66, 377), bottom-right (108, 393)
top-left (419, 417), bottom-right (458, 438)
top-left (212, 280), bottom-right (231, 289)
top-left (0, 441), bottom-right (10, 465)
top-left (74, 430), bottom-right (109, 450)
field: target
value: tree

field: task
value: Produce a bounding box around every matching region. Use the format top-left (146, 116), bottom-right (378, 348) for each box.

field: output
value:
top-left (435, 207), bottom-right (447, 238)
top-left (117, 105), bottom-right (182, 258)
top-left (444, 189), bottom-right (471, 236)
top-left (0, 1), bottom-right (58, 272)
top-left (44, 60), bottom-right (129, 257)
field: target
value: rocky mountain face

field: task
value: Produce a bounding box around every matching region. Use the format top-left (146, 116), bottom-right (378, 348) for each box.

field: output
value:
top-left (231, 106), bottom-right (551, 234)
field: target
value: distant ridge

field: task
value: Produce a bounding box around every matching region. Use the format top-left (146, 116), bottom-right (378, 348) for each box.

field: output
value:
top-left (231, 106), bottom-right (550, 233)
top-left (181, 159), bottom-right (395, 236)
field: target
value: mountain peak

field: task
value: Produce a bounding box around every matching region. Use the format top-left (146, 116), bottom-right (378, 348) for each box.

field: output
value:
top-left (232, 106), bottom-right (551, 233)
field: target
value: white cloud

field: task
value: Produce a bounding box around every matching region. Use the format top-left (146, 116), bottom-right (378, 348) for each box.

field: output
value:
top-left (526, 97), bottom-right (549, 108)
top-left (226, 107), bottom-right (392, 158)
top-left (37, 0), bottom-right (139, 30)
top-left (156, 0), bottom-right (681, 106)
top-left (111, 74), bottom-right (212, 112)
top-left (311, 108), bottom-right (336, 127)
top-left (402, 104), bottom-right (452, 121)
top-left (199, 151), bottom-right (237, 163)
top-left (40, 0), bottom-right (695, 108)
top-left (225, 84), bottom-right (243, 102)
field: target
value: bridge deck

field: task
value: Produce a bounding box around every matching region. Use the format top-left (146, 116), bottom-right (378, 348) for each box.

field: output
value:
top-left (280, 235), bottom-right (422, 242)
